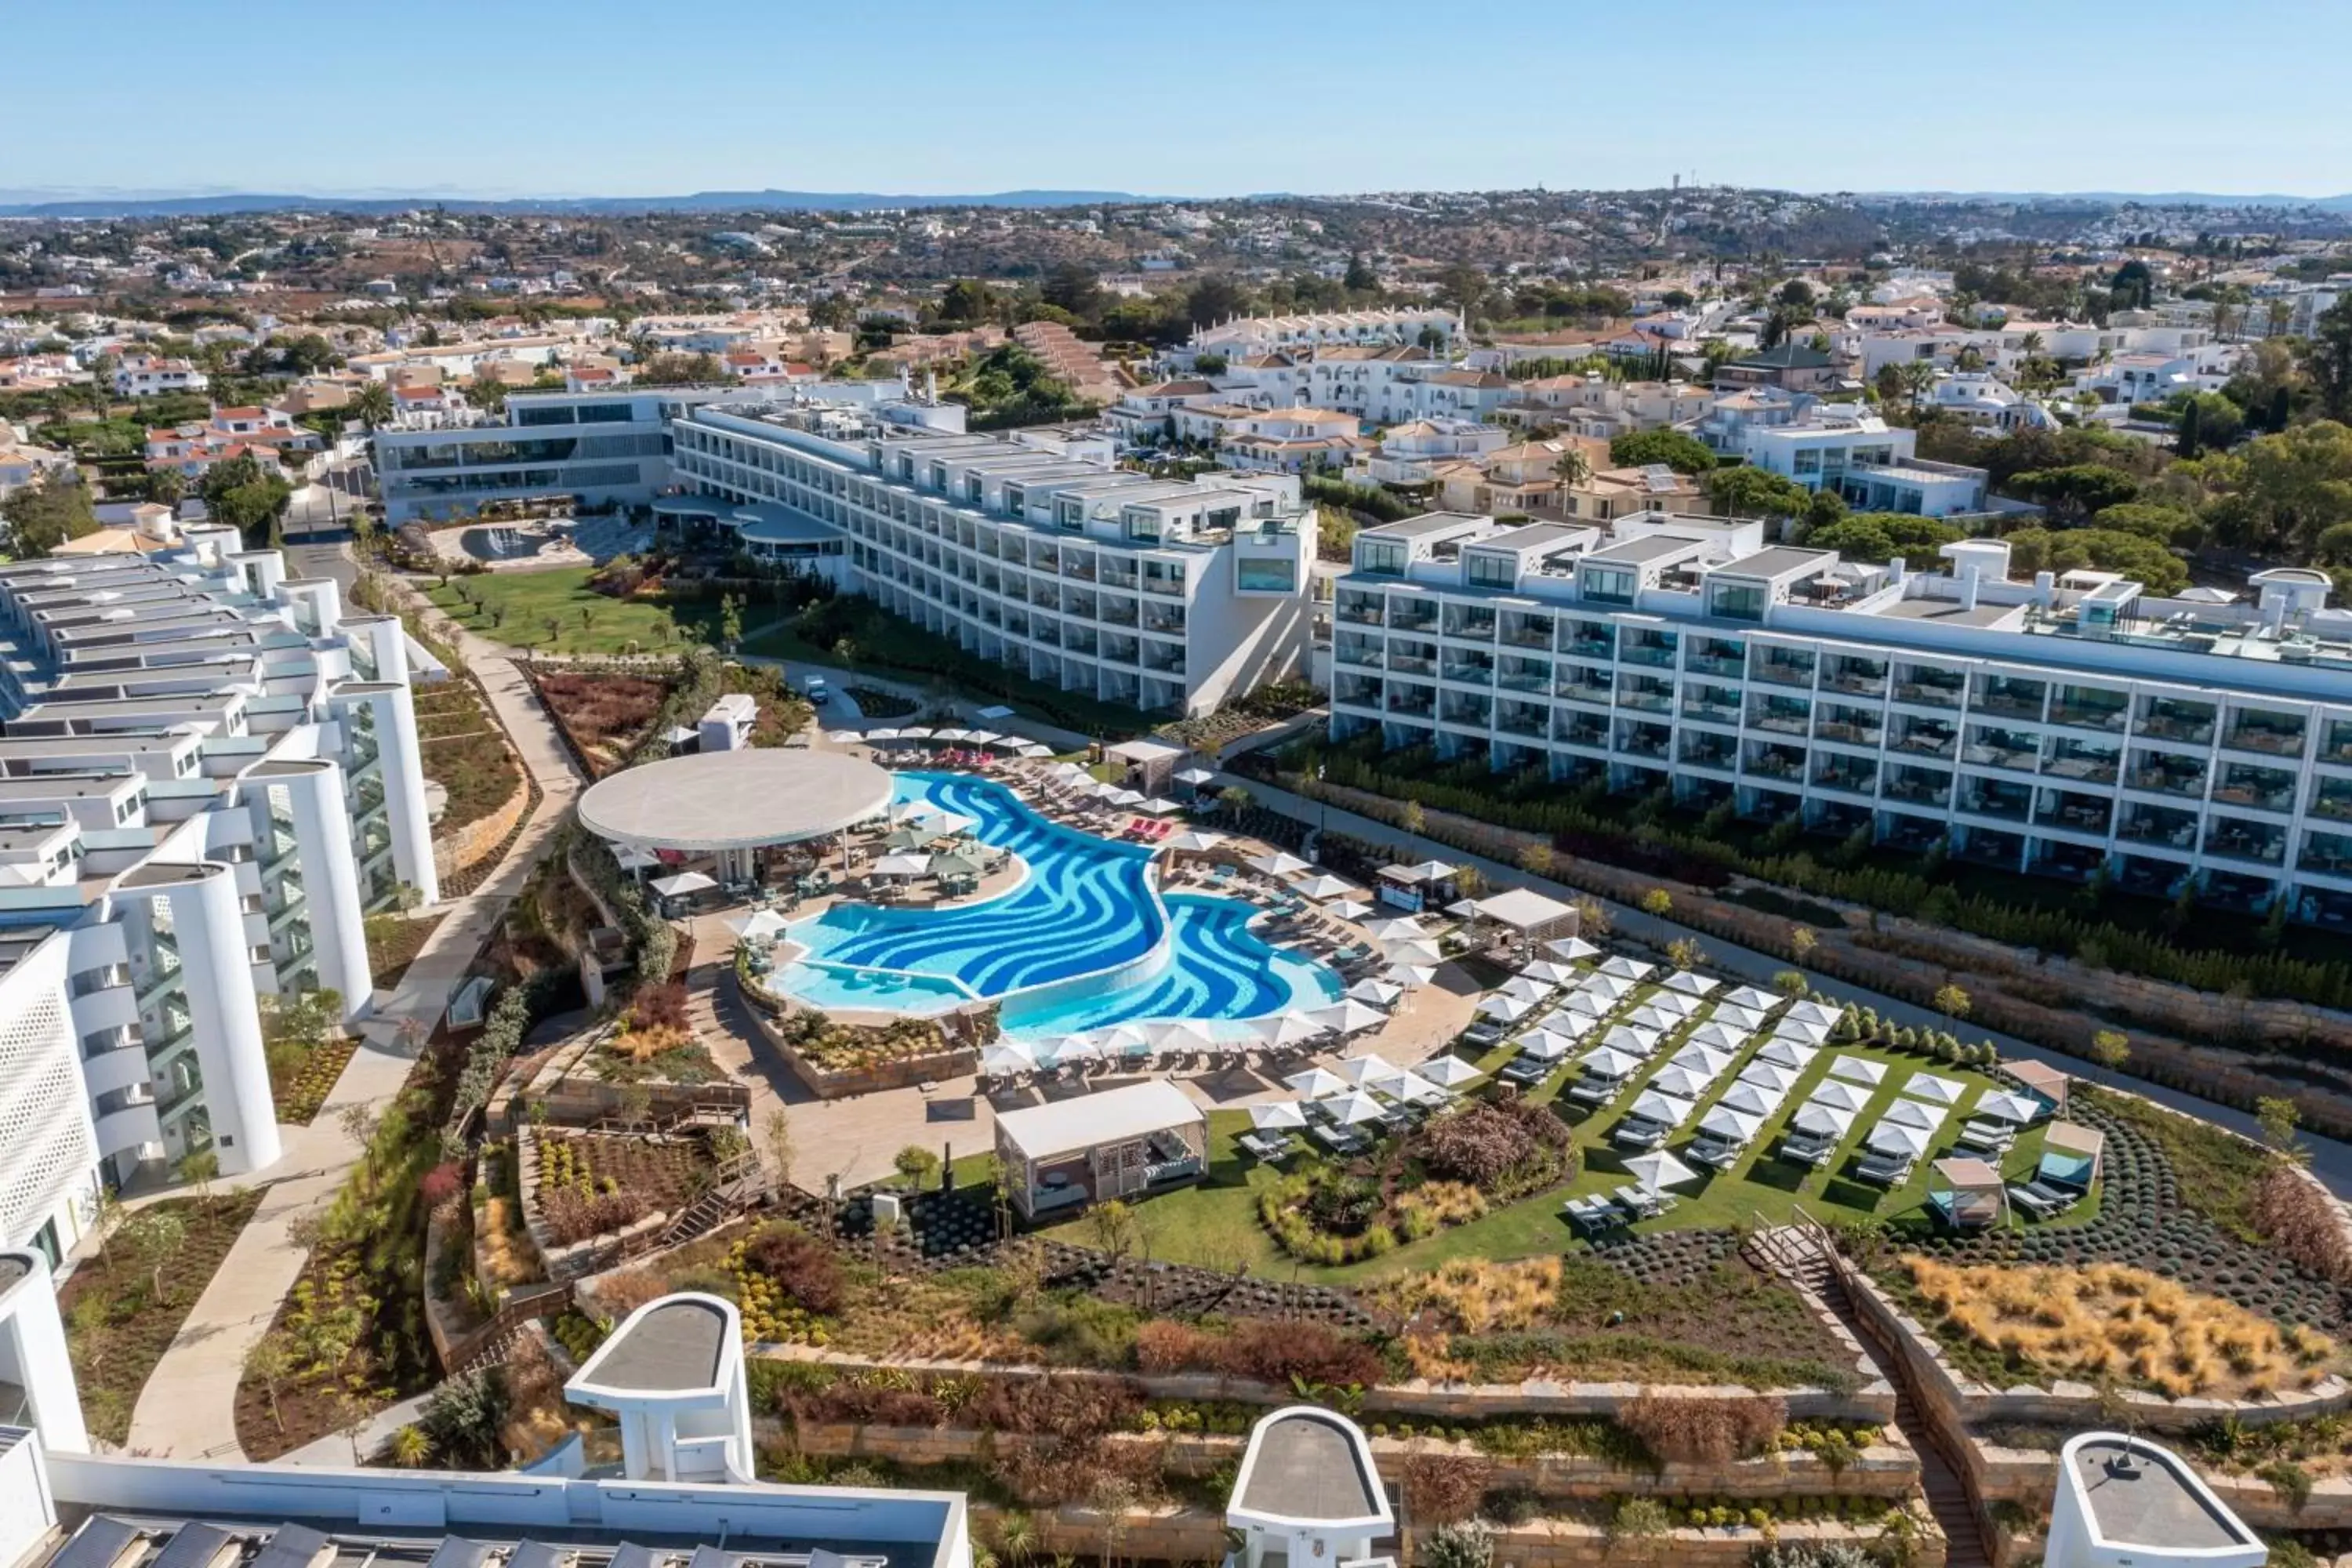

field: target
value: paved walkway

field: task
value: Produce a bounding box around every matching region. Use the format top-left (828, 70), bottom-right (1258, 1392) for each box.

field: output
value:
top-left (1231, 773), bottom-right (2352, 1197)
top-left (120, 565), bottom-right (588, 1459)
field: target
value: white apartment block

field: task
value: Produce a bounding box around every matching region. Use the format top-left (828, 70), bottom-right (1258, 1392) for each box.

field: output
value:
top-left (1695, 395), bottom-right (1990, 517)
top-left (0, 530), bottom-right (441, 1261)
top-left (666, 408), bottom-right (1316, 717)
top-left (1329, 512), bottom-right (2352, 931)
top-left (112, 355), bottom-right (208, 398)
top-left (1214, 348), bottom-right (1516, 426)
top-left (1190, 307), bottom-right (1460, 361)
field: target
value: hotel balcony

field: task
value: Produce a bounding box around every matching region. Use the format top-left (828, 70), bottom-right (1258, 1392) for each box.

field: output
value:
top-left (1442, 657), bottom-right (1495, 686)
top-left (2223, 714), bottom-right (2308, 758)
top-left (1749, 652), bottom-right (1817, 689)
top-left (2206, 818), bottom-right (2288, 866)
top-left (1884, 770), bottom-right (1952, 808)
top-left (2138, 699), bottom-right (2216, 744)
top-left (1892, 675), bottom-right (1965, 709)
top-left (1621, 634), bottom-right (1678, 668)
top-left (1680, 734), bottom-right (1737, 770)
top-left (2034, 791), bottom-right (2113, 837)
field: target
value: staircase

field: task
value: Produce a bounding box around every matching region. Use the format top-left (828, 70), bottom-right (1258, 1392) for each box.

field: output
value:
top-left (658, 1152), bottom-right (770, 1249)
top-left (1745, 1216), bottom-right (1992, 1568)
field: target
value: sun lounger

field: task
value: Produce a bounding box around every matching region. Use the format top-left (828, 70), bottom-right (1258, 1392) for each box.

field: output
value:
top-left (1855, 1152), bottom-right (1915, 1186)
top-left (1610, 1116), bottom-right (1671, 1152)
top-left (1566, 1076), bottom-right (1619, 1105)
top-left (2008, 1179), bottom-right (2080, 1219)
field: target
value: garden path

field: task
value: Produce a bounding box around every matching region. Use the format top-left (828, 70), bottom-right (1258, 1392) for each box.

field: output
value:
top-left (117, 558), bottom-right (588, 1459)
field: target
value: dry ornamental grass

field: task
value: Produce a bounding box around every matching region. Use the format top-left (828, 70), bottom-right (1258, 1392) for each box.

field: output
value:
top-left (1901, 1255), bottom-right (2337, 1399)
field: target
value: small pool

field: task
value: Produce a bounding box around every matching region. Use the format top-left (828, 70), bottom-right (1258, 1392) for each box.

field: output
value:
top-left (773, 771), bottom-right (1342, 1039)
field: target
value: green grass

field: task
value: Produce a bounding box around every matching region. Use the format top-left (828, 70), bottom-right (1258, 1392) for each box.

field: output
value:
top-left (1019, 982), bottom-right (2097, 1285)
top-left (423, 566), bottom-right (793, 655)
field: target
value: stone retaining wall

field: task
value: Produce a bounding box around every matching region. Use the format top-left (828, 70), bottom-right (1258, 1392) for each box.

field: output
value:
top-left (960, 1501), bottom-right (1942, 1568)
top-left (434, 761), bottom-right (532, 882)
top-left (731, 968), bottom-right (977, 1098)
top-left (1972, 1438), bottom-right (2352, 1533)
top-left (787, 1421), bottom-right (1921, 1501)
top-left (745, 1343), bottom-right (1899, 1425)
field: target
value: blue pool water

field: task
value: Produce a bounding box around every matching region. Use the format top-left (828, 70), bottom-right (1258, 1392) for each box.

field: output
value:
top-left (775, 771), bottom-right (1341, 1037)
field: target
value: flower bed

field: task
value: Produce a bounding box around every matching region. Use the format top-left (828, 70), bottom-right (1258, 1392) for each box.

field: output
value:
top-left (735, 954), bottom-right (984, 1096)
top-left (1889, 1256), bottom-right (2335, 1400)
top-left (57, 1190), bottom-right (263, 1443)
top-left (269, 1033), bottom-right (358, 1127)
top-left (1255, 1099), bottom-right (1579, 1265)
top-left (843, 684), bottom-right (918, 719)
top-left (533, 669), bottom-right (668, 775)
top-left (532, 1130), bottom-right (716, 1244)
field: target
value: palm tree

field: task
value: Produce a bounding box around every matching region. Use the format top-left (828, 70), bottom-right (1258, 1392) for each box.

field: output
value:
top-left (352, 379), bottom-right (394, 430)
top-left (1551, 445), bottom-right (1592, 489)
top-left (2018, 330), bottom-right (2045, 358)
top-left (1894, 360), bottom-right (1936, 416)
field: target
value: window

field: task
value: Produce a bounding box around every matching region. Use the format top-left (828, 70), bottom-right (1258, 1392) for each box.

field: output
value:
top-left (1465, 553), bottom-right (1517, 589)
top-left (1236, 558), bottom-right (1296, 592)
top-left (1358, 539), bottom-right (1409, 577)
top-left (575, 402), bottom-right (634, 423)
top-left (1709, 582), bottom-right (1767, 621)
top-left (1581, 566), bottom-right (1635, 605)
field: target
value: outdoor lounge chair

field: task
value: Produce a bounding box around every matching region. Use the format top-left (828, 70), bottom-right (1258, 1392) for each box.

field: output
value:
top-left (1499, 1055), bottom-right (1552, 1086)
top-left (1778, 1133), bottom-right (1837, 1167)
top-left (1610, 1116), bottom-right (1671, 1151)
top-left (1955, 1120), bottom-right (2016, 1155)
top-left (1461, 1020), bottom-right (1504, 1047)
top-left (2008, 1179), bottom-right (2080, 1219)
top-left (1688, 1135), bottom-right (1745, 1170)
top-left (1563, 1192), bottom-right (1625, 1233)
top-left (1855, 1152), bottom-right (1915, 1186)
top-left (1566, 1076), bottom-right (1619, 1105)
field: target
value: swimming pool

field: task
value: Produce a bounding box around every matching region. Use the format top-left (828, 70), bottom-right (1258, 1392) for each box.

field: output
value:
top-left (773, 771), bottom-right (1341, 1038)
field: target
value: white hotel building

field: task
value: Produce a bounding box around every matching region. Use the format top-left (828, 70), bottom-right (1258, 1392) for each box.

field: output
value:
top-left (0, 528), bottom-right (441, 1265)
top-left (663, 407), bottom-right (1317, 717)
top-left (1329, 512), bottom-right (2352, 928)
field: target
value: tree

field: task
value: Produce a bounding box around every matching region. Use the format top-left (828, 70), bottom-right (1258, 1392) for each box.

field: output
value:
top-left (1773, 968), bottom-right (1809, 999)
top-left (1932, 983), bottom-right (1971, 1021)
top-left (2, 479), bottom-right (99, 557)
top-left (1639, 888), bottom-right (1673, 916)
top-left (762, 1107), bottom-right (795, 1191)
top-left (351, 379), bottom-right (394, 429)
top-left (2088, 1029), bottom-right (2131, 1069)
top-left (1608, 427), bottom-right (1716, 474)
top-left (1040, 263), bottom-right (1103, 322)
top-left (2000, 524), bottom-right (2188, 596)
top-left (1893, 359), bottom-right (1936, 416)
top-left (1802, 512), bottom-right (1965, 564)
top-left (385, 1424), bottom-right (432, 1467)
top-left (1664, 936), bottom-right (1705, 968)
top-left (120, 1207), bottom-right (188, 1300)
top-left (1705, 464), bottom-right (1817, 521)
top-left (2203, 419), bottom-right (2352, 557)
top-left (1789, 925), bottom-right (1818, 964)
top-left (1775, 278), bottom-right (1816, 310)
top-left (1343, 253), bottom-right (1378, 294)
top-left (1181, 275), bottom-right (1247, 332)
top-left (1517, 842), bottom-right (1555, 876)
top-left (2303, 295), bottom-right (2352, 422)
top-left (718, 592), bottom-right (744, 650)
top-left (639, 351), bottom-right (724, 386)
top-left (244, 1329), bottom-right (299, 1433)
top-left (893, 1144), bottom-right (940, 1192)
top-left (2257, 1095), bottom-right (2304, 1157)
top-left (177, 1149), bottom-right (220, 1204)
top-left (2006, 463), bottom-right (2141, 521)
top-left (936, 279), bottom-right (998, 326)
top-left (1088, 1197), bottom-right (1139, 1266)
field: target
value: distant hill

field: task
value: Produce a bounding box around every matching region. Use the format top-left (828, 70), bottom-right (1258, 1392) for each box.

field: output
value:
top-left (0, 188), bottom-right (1150, 218)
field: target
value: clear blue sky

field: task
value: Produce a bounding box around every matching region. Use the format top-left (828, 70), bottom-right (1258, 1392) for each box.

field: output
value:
top-left (8, 0), bottom-right (2347, 199)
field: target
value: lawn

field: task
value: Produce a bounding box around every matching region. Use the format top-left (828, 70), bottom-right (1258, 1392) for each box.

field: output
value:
top-left (423, 566), bottom-right (794, 656)
top-left (1027, 979), bottom-right (2081, 1286)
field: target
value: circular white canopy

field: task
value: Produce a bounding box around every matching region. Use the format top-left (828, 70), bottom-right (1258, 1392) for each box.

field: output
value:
top-left (579, 748), bottom-right (893, 854)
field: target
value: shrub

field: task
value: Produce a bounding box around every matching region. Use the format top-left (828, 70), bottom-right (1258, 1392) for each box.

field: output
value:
top-left (1618, 1393), bottom-right (1788, 1465)
top-left (1401, 1453), bottom-right (1493, 1525)
top-left (1216, 1319), bottom-right (1382, 1388)
top-left (1420, 1521), bottom-right (1494, 1568)
top-left (2246, 1164), bottom-right (2351, 1283)
top-left (1134, 1318), bottom-right (1210, 1374)
top-left (1414, 1099), bottom-right (1576, 1193)
top-left (630, 982), bottom-right (691, 1033)
top-left (743, 1225), bottom-right (848, 1314)
top-left (419, 1162), bottom-right (463, 1207)
top-left (539, 1186), bottom-right (648, 1244)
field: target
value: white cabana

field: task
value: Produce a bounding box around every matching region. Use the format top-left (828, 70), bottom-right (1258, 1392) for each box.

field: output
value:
top-left (1468, 886), bottom-right (1580, 939)
top-left (993, 1081), bottom-right (1208, 1218)
top-left (1647, 1064), bottom-right (1714, 1100)
top-left (1579, 1045), bottom-right (1643, 1081)
top-left (1516, 1028), bottom-right (1577, 1062)
top-left (1625, 1088), bottom-right (1696, 1127)
top-left (1624, 1149), bottom-right (1700, 1191)
top-left (1685, 1021), bottom-right (1748, 1054)
top-left (1285, 1065), bottom-right (1350, 1098)
top-left (1807, 1078), bottom-right (1875, 1114)
top-left (1314, 1000), bottom-right (1388, 1037)
top-left (724, 909), bottom-right (790, 942)
top-left (1904, 1073), bottom-right (1966, 1107)
top-left (1317, 1090), bottom-right (1388, 1127)
top-left (1829, 1055), bottom-right (1888, 1087)
top-left (1714, 1081), bottom-right (1782, 1120)
top-left (1696, 1105), bottom-right (1765, 1145)
top-left (1757, 1037), bottom-right (1821, 1070)
top-left (1174, 766), bottom-right (1218, 787)
top-left (981, 1042), bottom-right (1038, 1076)
top-left (1258, 1013), bottom-right (1334, 1049)
top-left (1866, 1120), bottom-right (1934, 1161)
top-left (1882, 1097), bottom-right (1945, 1132)
top-left (649, 869), bottom-right (717, 897)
